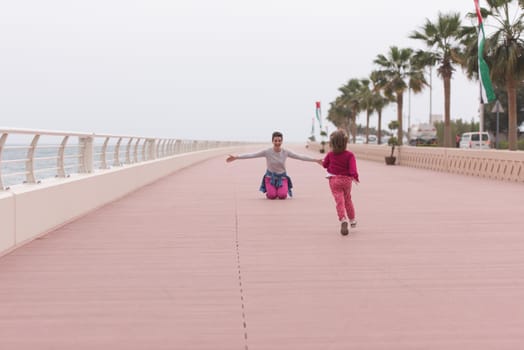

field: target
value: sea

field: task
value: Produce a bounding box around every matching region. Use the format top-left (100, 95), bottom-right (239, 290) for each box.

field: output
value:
top-left (1, 144), bottom-right (128, 189)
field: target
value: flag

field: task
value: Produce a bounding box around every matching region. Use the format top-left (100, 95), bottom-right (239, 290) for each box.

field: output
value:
top-left (474, 0), bottom-right (496, 103)
top-left (315, 101), bottom-right (322, 129)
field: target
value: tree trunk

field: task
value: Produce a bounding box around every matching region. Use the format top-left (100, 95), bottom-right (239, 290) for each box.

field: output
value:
top-left (507, 76), bottom-right (518, 150)
top-left (346, 114), bottom-right (351, 140)
top-left (378, 109), bottom-right (383, 144)
top-left (351, 108), bottom-right (358, 143)
top-left (397, 93), bottom-right (403, 145)
top-left (443, 75), bottom-right (452, 147)
top-left (365, 111), bottom-right (370, 143)
top-left (351, 116), bottom-right (357, 143)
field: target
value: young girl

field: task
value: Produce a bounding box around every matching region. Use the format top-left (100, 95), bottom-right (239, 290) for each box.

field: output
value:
top-left (322, 130), bottom-right (359, 235)
top-left (226, 131), bottom-right (322, 199)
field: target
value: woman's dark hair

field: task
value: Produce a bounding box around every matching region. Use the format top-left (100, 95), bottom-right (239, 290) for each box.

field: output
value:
top-left (272, 131), bottom-right (283, 140)
top-left (330, 130), bottom-right (348, 154)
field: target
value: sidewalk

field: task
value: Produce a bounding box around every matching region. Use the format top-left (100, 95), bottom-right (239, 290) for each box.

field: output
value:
top-left (0, 145), bottom-right (523, 349)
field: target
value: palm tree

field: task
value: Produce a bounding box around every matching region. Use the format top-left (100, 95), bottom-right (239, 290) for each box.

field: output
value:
top-left (336, 78), bottom-right (363, 143)
top-left (327, 98), bottom-right (352, 132)
top-left (462, 1), bottom-right (524, 150)
top-left (370, 70), bottom-right (392, 144)
top-left (373, 46), bottom-right (427, 145)
top-left (410, 12), bottom-right (464, 148)
top-left (358, 78), bottom-right (374, 143)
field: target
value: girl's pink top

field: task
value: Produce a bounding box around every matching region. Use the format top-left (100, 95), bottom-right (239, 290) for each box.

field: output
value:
top-left (322, 150), bottom-right (359, 182)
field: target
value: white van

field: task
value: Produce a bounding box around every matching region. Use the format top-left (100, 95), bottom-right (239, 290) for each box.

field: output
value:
top-left (409, 123), bottom-right (437, 146)
top-left (459, 132), bottom-right (491, 149)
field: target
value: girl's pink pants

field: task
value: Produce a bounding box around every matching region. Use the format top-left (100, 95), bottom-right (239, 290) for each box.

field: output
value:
top-left (265, 176), bottom-right (288, 199)
top-left (328, 175), bottom-right (355, 221)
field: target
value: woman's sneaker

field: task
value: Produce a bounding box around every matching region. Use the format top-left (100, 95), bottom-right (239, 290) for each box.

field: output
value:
top-left (340, 221), bottom-right (349, 236)
top-left (350, 219), bottom-right (357, 228)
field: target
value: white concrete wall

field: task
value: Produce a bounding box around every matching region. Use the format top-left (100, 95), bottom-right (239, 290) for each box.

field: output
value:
top-left (0, 191), bottom-right (15, 254)
top-left (308, 142), bottom-right (524, 182)
top-left (0, 146), bottom-right (255, 257)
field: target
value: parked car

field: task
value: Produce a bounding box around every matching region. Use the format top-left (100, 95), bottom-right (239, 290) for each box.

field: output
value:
top-left (408, 123), bottom-right (437, 146)
top-left (353, 135), bottom-right (378, 144)
top-left (380, 134), bottom-right (408, 145)
top-left (518, 121), bottom-right (524, 133)
top-left (354, 135), bottom-right (365, 144)
top-left (459, 132), bottom-right (491, 149)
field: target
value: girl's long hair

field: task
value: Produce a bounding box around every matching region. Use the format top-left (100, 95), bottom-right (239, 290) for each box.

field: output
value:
top-left (330, 130), bottom-right (348, 154)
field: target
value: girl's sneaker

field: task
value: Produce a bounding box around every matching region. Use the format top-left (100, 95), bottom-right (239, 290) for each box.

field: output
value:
top-left (340, 221), bottom-right (349, 236)
top-left (350, 219), bottom-right (357, 228)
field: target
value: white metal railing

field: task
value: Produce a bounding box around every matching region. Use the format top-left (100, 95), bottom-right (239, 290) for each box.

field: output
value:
top-left (0, 127), bottom-right (243, 190)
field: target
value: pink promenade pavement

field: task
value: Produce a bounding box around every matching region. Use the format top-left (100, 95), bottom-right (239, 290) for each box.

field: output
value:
top-left (0, 145), bottom-right (523, 349)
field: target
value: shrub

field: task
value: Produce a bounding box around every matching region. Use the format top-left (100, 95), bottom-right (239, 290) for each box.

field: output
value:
top-left (496, 140), bottom-right (524, 150)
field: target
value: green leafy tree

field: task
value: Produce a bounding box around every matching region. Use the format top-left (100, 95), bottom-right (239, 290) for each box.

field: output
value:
top-left (434, 118), bottom-right (480, 145)
top-left (370, 70), bottom-right (393, 144)
top-left (410, 12), bottom-right (465, 147)
top-left (327, 98), bottom-right (352, 133)
top-left (484, 83), bottom-right (524, 133)
top-left (462, 0), bottom-right (524, 150)
top-left (387, 120), bottom-right (400, 158)
top-left (336, 78), bottom-right (363, 143)
top-left (358, 78), bottom-right (374, 143)
top-left (374, 46), bottom-right (427, 145)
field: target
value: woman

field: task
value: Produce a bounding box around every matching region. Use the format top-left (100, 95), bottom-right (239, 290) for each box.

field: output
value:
top-left (226, 131), bottom-right (322, 199)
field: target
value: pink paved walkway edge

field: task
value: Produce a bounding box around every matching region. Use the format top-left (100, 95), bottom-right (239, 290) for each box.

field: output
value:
top-left (0, 145), bottom-right (523, 349)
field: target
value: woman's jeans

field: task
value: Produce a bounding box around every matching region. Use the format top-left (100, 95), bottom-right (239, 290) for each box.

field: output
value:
top-left (265, 176), bottom-right (288, 199)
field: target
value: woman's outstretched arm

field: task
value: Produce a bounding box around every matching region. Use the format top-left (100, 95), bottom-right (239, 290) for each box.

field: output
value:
top-left (286, 149), bottom-right (323, 166)
top-left (226, 149), bottom-right (267, 163)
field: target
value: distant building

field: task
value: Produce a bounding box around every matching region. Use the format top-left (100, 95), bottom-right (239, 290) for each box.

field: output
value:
top-left (430, 114), bottom-right (443, 124)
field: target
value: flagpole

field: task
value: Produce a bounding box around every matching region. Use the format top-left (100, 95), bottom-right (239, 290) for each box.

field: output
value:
top-left (474, 0), bottom-right (495, 148)
top-left (476, 0), bottom-right (483, 146)
top-left (315, 100), bottom-right (323, 137)
top-left (479, 93), bottom-right (484, 147)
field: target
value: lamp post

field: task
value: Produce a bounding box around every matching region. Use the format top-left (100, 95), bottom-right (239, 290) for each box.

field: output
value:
top-left (491, 100), bottom-right (504, 149)
top-left (428, 65), bottom-right (433, 123)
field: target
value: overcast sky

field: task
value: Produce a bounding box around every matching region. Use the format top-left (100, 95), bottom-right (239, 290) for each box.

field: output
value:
top-left (1, 1), bottom-right (484, 142)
